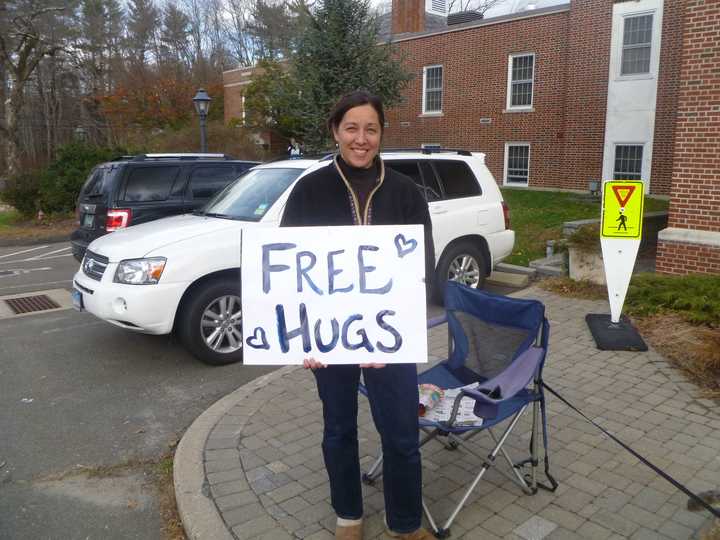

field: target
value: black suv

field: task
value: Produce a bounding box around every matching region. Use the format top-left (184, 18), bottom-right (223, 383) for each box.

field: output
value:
top-left (71, 153), bottom-right (259, 261)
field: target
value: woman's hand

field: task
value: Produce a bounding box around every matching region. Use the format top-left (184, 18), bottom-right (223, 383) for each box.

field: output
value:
top-left (303, 357), bottom-right (327, 370)
top-left (360, 363), bottom-right (386, 369)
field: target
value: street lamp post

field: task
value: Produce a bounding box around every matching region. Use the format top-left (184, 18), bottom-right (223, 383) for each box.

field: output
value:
top-left (192, 88), bottom-right (212, 153)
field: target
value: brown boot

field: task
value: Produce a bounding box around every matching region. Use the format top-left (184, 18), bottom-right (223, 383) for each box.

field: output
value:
top-left (336, 522), bottom-right (363, 540)
top-left (385, 527), bottom-right (435, 539)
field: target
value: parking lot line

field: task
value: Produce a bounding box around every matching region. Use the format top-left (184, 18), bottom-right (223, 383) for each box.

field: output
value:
top-left (0, 245), bottom-right (49, 260)
top-left (27, 246), bottom-right (72, 260)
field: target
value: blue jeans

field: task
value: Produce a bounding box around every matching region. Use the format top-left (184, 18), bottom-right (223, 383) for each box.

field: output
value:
top-left (314, 363), bottom-right (422, 533)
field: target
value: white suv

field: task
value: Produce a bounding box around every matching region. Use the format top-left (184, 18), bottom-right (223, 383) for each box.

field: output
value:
top-left (72, 150), bottom-right (514, 365)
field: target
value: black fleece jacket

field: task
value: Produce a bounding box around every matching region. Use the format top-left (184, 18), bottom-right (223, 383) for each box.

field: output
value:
top-left (280, 156), bottom-right (435, 296)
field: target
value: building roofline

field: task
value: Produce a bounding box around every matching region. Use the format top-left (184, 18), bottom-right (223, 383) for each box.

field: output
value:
top-left (388, 3), bottom-right (570, 44)
top-left (223, 4), bottom-right (571, 72)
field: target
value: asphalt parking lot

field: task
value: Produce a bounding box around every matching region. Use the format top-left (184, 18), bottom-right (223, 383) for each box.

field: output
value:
top-left (0, 242), bottom-right (274, 539)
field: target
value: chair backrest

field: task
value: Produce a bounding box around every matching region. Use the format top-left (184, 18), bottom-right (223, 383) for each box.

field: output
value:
top-left (444, 281), bottom-right (549, 383)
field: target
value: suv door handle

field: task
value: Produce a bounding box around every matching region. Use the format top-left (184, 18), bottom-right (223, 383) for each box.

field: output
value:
top-left (431, 208), bottom-right (448, 215)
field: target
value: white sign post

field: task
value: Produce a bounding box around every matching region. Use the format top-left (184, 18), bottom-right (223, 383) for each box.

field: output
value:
top-left (587, 180), bottom-right (648, 351)
top-left (241, 225), bottom-right (428, 365)
top-left (600, 180), bottom-right (644, 323)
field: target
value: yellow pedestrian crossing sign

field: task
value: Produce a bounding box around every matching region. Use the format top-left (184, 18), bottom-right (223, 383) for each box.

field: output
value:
top-left (601, 181), bottom-right (644, 239)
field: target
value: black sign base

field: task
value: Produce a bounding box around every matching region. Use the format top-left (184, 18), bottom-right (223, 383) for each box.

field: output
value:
top-left (585, 314), bottom-right (648, 351)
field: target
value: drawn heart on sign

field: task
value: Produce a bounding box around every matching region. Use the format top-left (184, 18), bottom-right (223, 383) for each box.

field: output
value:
top-left (394, 234), bottom-right (417, 258)
top-left (246, 327), bottom-right (270, 349)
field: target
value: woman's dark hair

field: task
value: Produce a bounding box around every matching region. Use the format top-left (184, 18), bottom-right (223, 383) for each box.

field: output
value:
top-left (327, 90), bottom-right (385, 135)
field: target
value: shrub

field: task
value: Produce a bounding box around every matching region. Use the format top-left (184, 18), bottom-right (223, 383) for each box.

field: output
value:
top-left (566, 224), bottom-right (601, 253)
top-left (38, 143), bottom-right (128, 214)
top-left (0, 172), bottom-right (42, 217)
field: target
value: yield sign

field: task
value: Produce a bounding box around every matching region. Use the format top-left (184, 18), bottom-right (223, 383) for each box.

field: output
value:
top-left (602, 181), bottom-right (644, 239)
top-left (612, 185), bottom-right (635, 208)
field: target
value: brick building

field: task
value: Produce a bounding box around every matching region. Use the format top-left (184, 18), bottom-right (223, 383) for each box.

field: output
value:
top-left (655, 0), bottom-right (720, 275)
top-left (223, 0), bottom-right (720, 275)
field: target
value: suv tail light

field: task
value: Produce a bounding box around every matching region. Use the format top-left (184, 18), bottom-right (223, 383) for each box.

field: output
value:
top-left (106, 209), bottom-right (132, 231)
top-left (501, 201), bottom-right (511, 230)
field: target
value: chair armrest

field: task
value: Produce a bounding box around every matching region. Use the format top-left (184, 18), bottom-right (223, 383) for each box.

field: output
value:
top-left (427, 314), bottom-right (447, 329)
top-left (475, 347), bottom-right (544, 402)
top-left (446, 348), bottom-right (542, 422)
top-left (444, 387), bottom-right (497, 426)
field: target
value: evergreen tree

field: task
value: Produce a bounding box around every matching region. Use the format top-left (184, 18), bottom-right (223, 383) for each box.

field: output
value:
top-left (246, 0), bottom-right (411, 150)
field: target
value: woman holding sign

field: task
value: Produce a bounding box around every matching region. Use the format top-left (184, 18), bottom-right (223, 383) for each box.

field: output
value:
top-left (281, 91), bottom-right (434, 540)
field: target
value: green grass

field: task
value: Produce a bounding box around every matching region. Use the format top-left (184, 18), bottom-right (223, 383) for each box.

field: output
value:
top-left (541, 273), bottom-right (720, 326)
top-left (500, 188), bottom-right (669, 266)
top-left (0, 208), bottom-right (21, 229)
top-left (626, 273), bottom-right (720, 325)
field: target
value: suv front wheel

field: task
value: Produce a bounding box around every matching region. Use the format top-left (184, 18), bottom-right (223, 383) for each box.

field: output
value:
top-left (178, 278), bottom-right (244, 365)
top-left (434, 241), bottom-right (487, 303)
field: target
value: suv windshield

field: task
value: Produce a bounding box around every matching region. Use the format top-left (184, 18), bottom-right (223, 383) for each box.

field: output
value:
top-left (201, 168), bottom-right (302, 221)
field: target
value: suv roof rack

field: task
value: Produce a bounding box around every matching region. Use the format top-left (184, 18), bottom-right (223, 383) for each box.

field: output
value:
top-left (131, 153), bottom-right (236, 161)
top-left (382, 147), bottom-right (474, 156)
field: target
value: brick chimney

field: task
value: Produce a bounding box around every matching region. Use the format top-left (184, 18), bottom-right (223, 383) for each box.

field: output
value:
top-left (392, 0), bottom-right (425, 34)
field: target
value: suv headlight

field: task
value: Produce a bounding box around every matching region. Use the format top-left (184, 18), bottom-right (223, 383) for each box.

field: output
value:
top-left (114, 258), bottom-right (167, 285)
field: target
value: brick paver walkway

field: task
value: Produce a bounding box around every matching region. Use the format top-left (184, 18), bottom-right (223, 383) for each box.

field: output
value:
top-left (183, 286), bottom-right (719, 539)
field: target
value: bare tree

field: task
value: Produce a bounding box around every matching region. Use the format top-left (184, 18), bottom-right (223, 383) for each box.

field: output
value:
top-left (0, 1), bottom-right (70, 177)
top-left (205, 0), bottom-right (233, 72)
top-left (182, 0), bottom-right (209, 81)
top-left (159, 3), bottom-right (192, 70)
top-left (447, 0), bottom-right (505, 14)
top-left (223, 0), bottom-right (255, 67)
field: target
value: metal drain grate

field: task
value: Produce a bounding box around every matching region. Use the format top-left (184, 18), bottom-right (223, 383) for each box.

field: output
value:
top-left (5, 294), bottom-right (61, 314)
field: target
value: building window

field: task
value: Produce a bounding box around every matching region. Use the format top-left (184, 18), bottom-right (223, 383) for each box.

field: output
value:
top-left (423, 65), bottom-right (443, 114)
top-left (507, 54), bottom-right (534, 109)
top-left (613, 145), bottom-right (643, 180)
top-left (504, 144), bottom-right (530, 186)
top-left (621, 14), bottom-right (652, 75)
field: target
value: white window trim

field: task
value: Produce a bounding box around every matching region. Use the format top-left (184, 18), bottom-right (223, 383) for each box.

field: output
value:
top-left (503, 142), bottom-right (531, 187)
top-left (506, 53), bottom-right (535, 111)
top-left (619, 11), bottom-right (654, 78)
top-left (422, 64), bottom-right (443, 115)
top-left (614, 8), bottom-right (660, 81)
top-left (612, 142), bottom-right (645, 180)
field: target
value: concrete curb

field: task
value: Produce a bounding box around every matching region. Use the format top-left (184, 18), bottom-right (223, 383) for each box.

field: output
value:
top-left (173, 365), bottom-right (299, 540)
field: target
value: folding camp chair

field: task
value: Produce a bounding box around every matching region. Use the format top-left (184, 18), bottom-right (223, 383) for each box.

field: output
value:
top-left (361, 281), bottom-right (557, 538)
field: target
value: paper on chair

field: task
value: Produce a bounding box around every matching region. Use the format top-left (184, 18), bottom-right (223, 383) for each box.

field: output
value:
top-left (422, 383), bottom-right (484, 426)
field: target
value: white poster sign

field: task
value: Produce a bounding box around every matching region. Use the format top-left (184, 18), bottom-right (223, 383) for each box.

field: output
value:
top-left (241, 225), bottom-right (428, 365)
